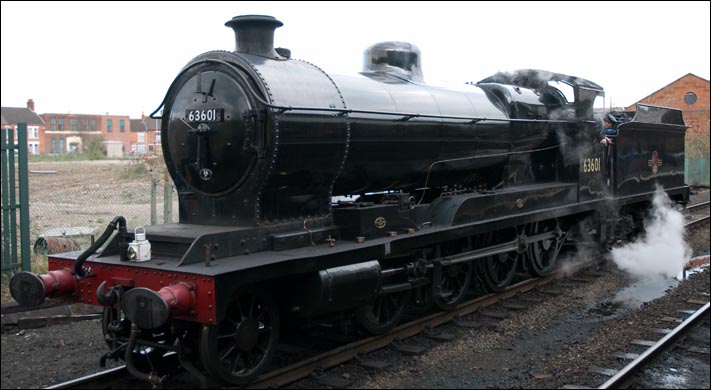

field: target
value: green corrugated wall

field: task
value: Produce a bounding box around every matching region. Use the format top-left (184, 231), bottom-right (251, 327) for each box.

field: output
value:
top-left (685, 157), bottom-right (710, 186)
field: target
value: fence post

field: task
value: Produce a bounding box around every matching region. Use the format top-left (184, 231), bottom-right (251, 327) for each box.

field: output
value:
top-left (17, 123), bottom-right (30, 271)
top-left (1, 124), bottom-right (30, 275)
top-left (1, 127), bottom-right (12, 271)
top-left (7, 127), bottom-right (18, 268)
top-left (163, 170), bottom-right (173, 223)
top-left (151, 175), bottom-right (157, 225)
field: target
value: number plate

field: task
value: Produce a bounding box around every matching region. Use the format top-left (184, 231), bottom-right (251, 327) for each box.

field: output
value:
top-left (185, 108), bottom-right (224, 123)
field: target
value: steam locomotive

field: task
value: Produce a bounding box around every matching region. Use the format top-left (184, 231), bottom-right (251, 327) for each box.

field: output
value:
top-left (10, 14), bottom-right (689, 385)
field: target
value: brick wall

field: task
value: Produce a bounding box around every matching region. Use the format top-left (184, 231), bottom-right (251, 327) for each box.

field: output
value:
top-left (627, 74), bottom-right (710, 158)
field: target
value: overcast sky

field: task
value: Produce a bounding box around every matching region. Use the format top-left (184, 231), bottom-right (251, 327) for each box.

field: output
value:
top-left (2, 1), bottom-right (709, 118)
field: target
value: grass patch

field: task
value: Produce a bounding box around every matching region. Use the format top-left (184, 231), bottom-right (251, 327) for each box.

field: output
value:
top-left (120, 162), bottom-right (149, 180)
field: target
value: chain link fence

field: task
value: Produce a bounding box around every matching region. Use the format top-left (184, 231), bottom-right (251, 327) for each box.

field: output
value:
top-left (27, 157), bottom-right (178, 260)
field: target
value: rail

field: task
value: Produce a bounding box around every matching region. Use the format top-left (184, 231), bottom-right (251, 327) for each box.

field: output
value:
top-left (686, 200), bottom-right (710, 211)
top-left (686, 214), bottom-right (710, 228)
top-left (44, 365), bottom-right (127, 389)
top-left (597, 302), bottom-right (710, 389)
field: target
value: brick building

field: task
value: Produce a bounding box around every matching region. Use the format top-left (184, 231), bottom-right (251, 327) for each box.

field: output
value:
top-left (625, 73), bottom-right (710, 186)
top-left (129, 115), bottom-right (163, 157)
top-left (141, 114), bottom-right (162, 156)
top-left (0, 99), bottom-right (45, 155)
top-left (130, 119), bottom-right (149, 156)
top-left (40, 112), bottom-right (132, 157)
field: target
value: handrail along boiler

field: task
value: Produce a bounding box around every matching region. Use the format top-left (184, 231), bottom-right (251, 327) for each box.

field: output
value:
top-left (10, 14), bottom-right (689, 385)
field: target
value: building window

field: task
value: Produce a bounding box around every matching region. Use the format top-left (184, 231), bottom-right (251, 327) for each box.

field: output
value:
top-left (138, 133), bottom-right (145, 143)
top-left (90, 119), bottom-right (97, 131)
top-left (51, 138), bottom-right (57, 154)
top-left (107, 119), bottom-right (113, 132)
top-left (50, 118), bottom-right (56, 131)
top-left (60, 138), bottom-right (65, 153)
top-left (29, 126), bottom-right (39, 138)
top-left (70, 119), bottom-right (78, 131)
top-left (155, 131), bottom-right (161, 142)
top-left (120, 119), bottom-right (125, 132)
top-left (684, 92), bottom-right (697, 105)
top-left (28, 142), bottom-right (39, 155)
top-left (58, 119), bottom-right (64, 131)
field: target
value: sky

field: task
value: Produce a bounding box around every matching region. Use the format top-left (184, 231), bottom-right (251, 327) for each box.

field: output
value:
top-left (2, 1), bottom-right (709, 119)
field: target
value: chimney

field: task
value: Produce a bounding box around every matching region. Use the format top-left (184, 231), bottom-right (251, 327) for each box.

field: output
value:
top-left (27, 99), bottom-right (35, 112)
top-left (225, 15), bottom-right (284, 59)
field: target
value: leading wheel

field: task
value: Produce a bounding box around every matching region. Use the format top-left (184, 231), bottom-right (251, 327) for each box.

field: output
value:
top-left (101, 307), bottom-right (178, 373)
top-left (356, 290), bottom-right (410, 335)
top-left (199, 288), bottom-right (280, 385)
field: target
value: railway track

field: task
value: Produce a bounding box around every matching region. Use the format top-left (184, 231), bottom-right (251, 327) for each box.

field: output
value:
top-left (248, 207), bottom-right (710, 388)
top-left (684, 200), bottom-right (710, 228)
top-left (598, 301), bottom-right (710, 389)
top-left (685, 199), bottom-right (710, 211)
top-left (246, 260), bottom-right (605, 389)
top-left (562, 300), bottom-right (710, 389)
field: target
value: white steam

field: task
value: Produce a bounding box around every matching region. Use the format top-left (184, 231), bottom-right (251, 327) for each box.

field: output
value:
top-left (610, 187), bottom-right (692, 279)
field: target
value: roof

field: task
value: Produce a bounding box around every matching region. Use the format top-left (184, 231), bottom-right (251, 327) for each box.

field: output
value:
top-left (130, 119), bottom-right (147, 132)
top-left (143, 117), bottom-right (161, 131)
top-left (627, 73), bottom-right (709, 109)
top-left (1, 107), bottom-right (45, 126)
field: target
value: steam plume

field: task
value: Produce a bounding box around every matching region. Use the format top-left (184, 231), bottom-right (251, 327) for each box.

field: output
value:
top-left (610, 186), bottom-right (691, 278)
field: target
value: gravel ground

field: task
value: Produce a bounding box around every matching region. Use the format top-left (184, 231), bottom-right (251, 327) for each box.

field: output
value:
top-left (349, 267), bottom-right (709, 389)
top-left (1, 190), bottom-right (708, 389)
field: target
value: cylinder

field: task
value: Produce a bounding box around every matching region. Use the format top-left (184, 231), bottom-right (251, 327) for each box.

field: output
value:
top-left (291, 260), bottom-right (382, 318)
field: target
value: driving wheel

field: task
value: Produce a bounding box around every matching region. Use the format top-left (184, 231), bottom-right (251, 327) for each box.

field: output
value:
top-left (433, 261), bottom-right (473, 310)
top-left (526, 221), bottom-right (564, 277)
top-left (478, 230), bottom-right (520, 292)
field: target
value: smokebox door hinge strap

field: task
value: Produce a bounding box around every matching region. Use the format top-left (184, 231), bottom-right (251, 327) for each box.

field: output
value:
top-left (243, 109), bottom-right (267, 159)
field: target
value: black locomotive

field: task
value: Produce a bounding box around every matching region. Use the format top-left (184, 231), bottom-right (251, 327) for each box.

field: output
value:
top-left (10, 14), bottom-right (689, 385)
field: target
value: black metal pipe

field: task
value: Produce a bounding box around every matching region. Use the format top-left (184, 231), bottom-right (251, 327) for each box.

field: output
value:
top-left (380, 267), bottom-right (408, 278)
top-left (125, 324), bottom-right (166, 386)
top-left (74, 216), bottom-right (126, 278)
top-left (380, 278), bottom-right (429, 295)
